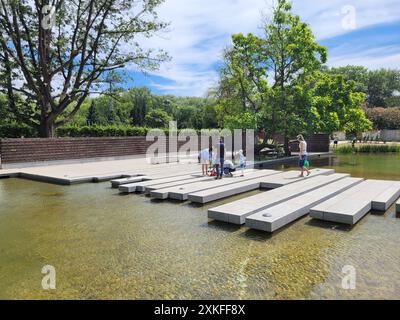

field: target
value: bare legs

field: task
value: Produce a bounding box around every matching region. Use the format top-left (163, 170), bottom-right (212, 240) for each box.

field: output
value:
top-left (202, 164), bottom-right (208, 176)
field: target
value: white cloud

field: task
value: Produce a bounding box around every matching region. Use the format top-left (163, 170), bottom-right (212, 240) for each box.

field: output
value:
top-left (125, 0), bottom-right (400, 96)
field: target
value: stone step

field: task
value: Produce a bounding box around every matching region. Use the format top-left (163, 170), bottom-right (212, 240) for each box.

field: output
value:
top-left (119, 174), bottom-right (200, 193)
top-left (309, 179), bottom-right (400, 225)
top-left (149, 170), bottom-right (263, 200)
top-left (208, 172), bottom-right (350, 225)
top-left (260, 168), bottom-right (335, 189)
top-left (246, 177), bottom-right (364, 232)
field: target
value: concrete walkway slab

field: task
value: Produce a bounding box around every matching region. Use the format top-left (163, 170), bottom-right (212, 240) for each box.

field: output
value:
top-left (188, 178), bottom-right (266, 204)
top-left (371, 181), bottom-right (400, 211)
top-left (111, 176), bottom-right (151, 188)
top-left (162, 170), bottom-right (280, 201)
top-left (310, 179), bottom-right (400, 225)
top-left (246, 177), bottom-right (364, 232)
top-left (208, 172), bottom-right (349, 225)
top-left (188, 169), bottom-right (332, 204)
top-left (260, 168), bottom-right (335, 189)
top-left (119, 174), bottom-right (201, 193)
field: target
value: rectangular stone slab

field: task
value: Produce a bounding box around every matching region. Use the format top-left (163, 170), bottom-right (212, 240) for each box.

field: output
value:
top-left (371, 181), bottom-right (400, 211)
top-left (188, 179), bottom-right (265, 204)
top-left (111, 176), bottom-right (149, 188)
top-left (188, 169), bottom-right (332, 204)
top-left (260, 168), bottom-right (335, 189)
top-left (149, 170), bottom-right (263, 200)
top-left (208, 172), bottom-right (349, 225)
top-left (119, 174), bottom-right (201, 193)
top-left (246, 177), bottom-right (364, 232)
top-left (309, 179), bottom-right (400, 225)
top-left (147, 176), bottom-right (217, 197)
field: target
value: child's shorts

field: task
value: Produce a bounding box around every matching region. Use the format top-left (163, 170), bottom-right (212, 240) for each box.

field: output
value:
top-left (299, 155), bottom-right (307, 168)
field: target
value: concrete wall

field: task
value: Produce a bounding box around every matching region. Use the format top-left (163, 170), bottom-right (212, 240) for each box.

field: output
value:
top-left (0, 133), bottom-right (329, 167)
top-left (272, 134), bottom-right (330, 153)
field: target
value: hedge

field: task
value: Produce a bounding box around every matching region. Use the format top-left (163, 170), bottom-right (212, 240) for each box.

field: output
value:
top-left (0, 123), bottom-right (38, 138)
top-left (0, 123), bottom-right (227, 138)
top-left (334, 144), bottom-right (400, 154)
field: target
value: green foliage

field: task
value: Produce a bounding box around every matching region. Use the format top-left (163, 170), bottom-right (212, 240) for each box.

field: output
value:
top-left (144, 108), bottom-right (173, 128)
top-left (0, 123), bottom-right (38, 138)
top-left (223, 112), bottom-right (259, 130)
top-left (327, 66), bottom-right (400, 107)
top-left (334, 144), bottom-right (400, 154)
top-left (56, 125), bottom-right (149, 137)
top-left (364, 107), bottom-right (400, 130)
top-left (218, 0), bottom-right (328, 149)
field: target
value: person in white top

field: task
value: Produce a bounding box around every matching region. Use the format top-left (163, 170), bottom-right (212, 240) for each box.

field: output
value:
top-left (297, 134), bottom-right (310, 177)
top-left (200, 147), bottom-right (212, 176)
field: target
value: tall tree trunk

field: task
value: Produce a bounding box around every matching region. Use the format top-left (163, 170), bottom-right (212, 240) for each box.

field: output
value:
top-left (40, 116), bottom-right (56, 138)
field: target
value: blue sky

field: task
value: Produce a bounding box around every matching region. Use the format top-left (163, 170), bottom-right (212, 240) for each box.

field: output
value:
top-left (124, 0), bottom-right (400, 97)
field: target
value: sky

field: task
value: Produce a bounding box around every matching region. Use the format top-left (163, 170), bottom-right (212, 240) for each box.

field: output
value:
top-left (124, 0), bottom-right (400, 97)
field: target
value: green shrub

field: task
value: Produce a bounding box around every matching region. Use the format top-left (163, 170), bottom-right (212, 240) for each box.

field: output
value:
top-left (56, 125), bottom-right (233, 137)
top-left (0, 123), bottom-right (37, 138)
top-left (335, 143), bottom-right (400, 154)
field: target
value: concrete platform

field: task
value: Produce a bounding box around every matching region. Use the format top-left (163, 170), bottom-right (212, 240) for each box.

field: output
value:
top-left (188, 169), bottom-right (332, 204)
top-left (155, 170), bottom-right (280, 201)
top-left (0, 157), bottom-right (201, 185)
top-left (310, 179), bottom-right (400, 225)
top-left (208, 172), bottom-right (350, 225)
top-left (118, 174), bottom-right (202, 193)
top-left (260, 168), bottom-right (335, 189)
top-left (111, 176), bottom-right (150, 188)
top-left (188, 177), bottom-right (268, 204)
top-left (246, 177), bottom-right (364, 232)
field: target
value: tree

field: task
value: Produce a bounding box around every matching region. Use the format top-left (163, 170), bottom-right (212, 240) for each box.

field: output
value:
top-left (144, 108), bottom-right (172, 128)
top-left (309, 73), bottom-right (371, 134)
top-left (265, 0), bottom-right (327, 154)
top-left (326, 65), bottom-right (369, 93)
top-left (86, 100), bottom-right (99, 125)
top-left (0, 0), bottom-right (168, 137)
top-left (218, 0), bottom-right (327, 155)
top-left (367, 69), bottom-right (400, 107)
top-left (129, 87), bottom-right (152, 126)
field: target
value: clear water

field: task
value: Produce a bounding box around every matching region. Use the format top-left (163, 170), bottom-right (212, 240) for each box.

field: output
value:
top-left (0, 154), bottom-right (399, 299)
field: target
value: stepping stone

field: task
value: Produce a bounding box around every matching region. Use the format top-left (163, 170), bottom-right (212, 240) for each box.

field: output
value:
top-left (119, 174), bottom-right (200, 193)
top-left (246, 177), bottom-right (364, 232)
top-left (149, 170), bottom-right (262, 200)
top-left (111, 176), bottom-right (149, 188)
top-left (188, 169), bottom-right (333, 204)
top-left (260, 168), bottom-right (335, 189)
top-left (208, 172), bottom-right (348, 225)
top-left (310, 180), bottom-right (400, 225)
top-left (188, 178), bottom-right (266, 204)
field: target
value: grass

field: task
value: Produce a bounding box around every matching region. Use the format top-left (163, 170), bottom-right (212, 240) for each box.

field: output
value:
top-left (334, 143), bottom-right (400, 154)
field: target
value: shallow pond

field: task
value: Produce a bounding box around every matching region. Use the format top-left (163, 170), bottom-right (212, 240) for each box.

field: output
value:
top-left (0, 154), bottom-right (399, 299)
